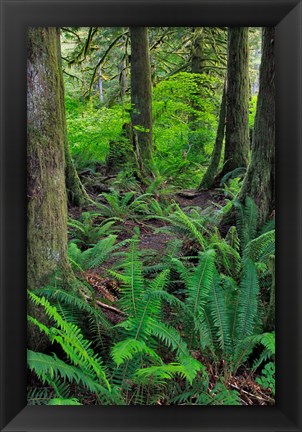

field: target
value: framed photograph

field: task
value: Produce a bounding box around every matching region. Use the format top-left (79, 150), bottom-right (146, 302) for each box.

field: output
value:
top-left (1, 0), bottom-right (301, 431)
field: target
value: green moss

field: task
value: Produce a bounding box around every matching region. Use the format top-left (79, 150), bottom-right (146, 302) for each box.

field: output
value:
top-left (27, 28), bottom-right (73, 349)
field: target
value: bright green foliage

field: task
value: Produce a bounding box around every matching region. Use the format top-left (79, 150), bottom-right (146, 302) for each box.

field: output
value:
top-left (65, 69), bottom-right (220, 187)
top-left (152, 72), bottom-right (219, 188)
top-left (28, 350), bottom-right (104, 395)
top-left (234, 259), bottom-right (259, 341)
top-left (109, 236), bottom-right (205, 387)
top-left (68, 211), bottom-right (120, 247)
top-left (256, 362), bottom-right (275, 396)
top-left (253, 331), bottom-right (275, 369)
top-left (68, 235), bottom-right (129, 271)
top-left (234, 197), bottom-right (259, 250)
top-left (244, 229), bottom-right (275, 263)
top-left (157, 204), bottom-right (209, 250)
top-left (96, 191), bottom-right (154, 219)
top-left (47, 398), bottom-right (82, 405)
top-left (249, 95), bottom-right (258, 129)
top-left (28, 292), bottom-right (111, 390)
top-left (36, 283), bottom-right (112, 337)
top-left (112, 339), bottom-right (162, 367)
top-left (66, 97), bottom-right (130, 170)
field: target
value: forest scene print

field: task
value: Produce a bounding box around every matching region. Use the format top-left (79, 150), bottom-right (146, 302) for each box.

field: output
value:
top-left (27, 26), bottom-right (275, 406)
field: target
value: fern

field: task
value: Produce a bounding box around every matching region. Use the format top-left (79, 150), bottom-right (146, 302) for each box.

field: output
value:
top-left (109, 236), bottom-right (205, 388)
top-left (27, 386), bottom-right (55, 405)
top-left (253, 332), bottom-right (275, 369)
top-left (170, 379), bottom-right (240, 405)
top-left (234, 197), bottom-right (258, 250)
top-left (234, 259), bottom-right (260, 342)
top-left (110, 237), bottom-right (145, 317)
top-left (37, 284), bottom-right (113, 354)
top-left (47, 398), bottom-right (82, 405)
top-left (112, 339), bottom-right (162, 366)
top-left (134, 363), bottom-right (200, 385)
top-left (256, 362), bottom-right (275, 396)
top-left (220, 167), bottom-right (246, 187)
top-left (156, 205), bottom-right (208, 250)
top-left (208, 269), bottom-right (232, 355)
top-left (28, 292), bottom-right (110, 391)
top-left (27, 350), bottom-right (105, 395)
top-left (68, 235), bottom-right (130, 271)
top-left (210, 228), bottom-right (241, 277)
top-left (97, 190), bottom-right (154, 219)
top-left (244, 229), bottom-right (275, 263)
top-left (68, 212), bottom-right (120, 247)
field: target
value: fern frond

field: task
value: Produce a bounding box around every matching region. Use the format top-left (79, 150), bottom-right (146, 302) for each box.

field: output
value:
top-left (134, 363), bottom-right (189, 384)
top-left (28, 292), bottom-right (110, 390)
top-left (37, 285), bottom-right (112, 333)
top-left (186, 249), bottom-right (215, 318)
top-left (27, 386), bottom-right (54, 405)
top-left (199, 382), bottom-right (241, 405)
top-left (112, 339), bottom-right (162, 366)
top-left (234, 259), bottom-right (260, 342)
top-left (208, 270), bottom-right (232, 355)
top-left (234, 197), bottom-right (258, 249)
top-left (47, 398), bottom-right (82, 405)
top-left (244, 230), bottom-right (275, 263)
top-left (27, 350), bottom-right (104, 394)
top-left (111, 238), bottom-right (144, 317)
top-left (220, 167), bottom-right (246, 186)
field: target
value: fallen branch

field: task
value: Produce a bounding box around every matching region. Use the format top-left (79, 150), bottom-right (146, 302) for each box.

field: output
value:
top-left (229, 383), bottom-right (274, 404)
top-left (82, 292), bottom-right (124, 315)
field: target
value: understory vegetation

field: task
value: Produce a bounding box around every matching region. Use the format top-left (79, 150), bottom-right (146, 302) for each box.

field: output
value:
top-left (27, 26), bottom-right (275, 406)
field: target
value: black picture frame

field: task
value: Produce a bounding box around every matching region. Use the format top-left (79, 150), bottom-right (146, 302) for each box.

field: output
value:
top-left (1, 0), bottom-right (301, 431)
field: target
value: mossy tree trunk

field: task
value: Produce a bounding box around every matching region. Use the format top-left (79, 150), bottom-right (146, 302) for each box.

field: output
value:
top-left (221, 27), bottom-right (249, 177)
top-left (197, 80), bottom-right (226, 190)
top-left (237, 27), bottom-right (275, 227)
top-left (64, 141), bottom-right (90, 207)
top-left (188, 29), bottom-right (205, 153)
top-left (130, 27), bottom-right (153, 178)
top-left (57, 35), bottom-right (89, 207)
top-left (27, 27), bottom-right (72, 349)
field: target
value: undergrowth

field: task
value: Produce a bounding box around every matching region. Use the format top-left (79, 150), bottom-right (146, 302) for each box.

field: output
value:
top-left (28, 195), bottom-right (275, 405)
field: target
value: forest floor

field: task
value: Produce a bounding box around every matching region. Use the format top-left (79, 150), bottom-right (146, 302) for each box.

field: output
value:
top-left (67, 177), bottom-right (274, 406)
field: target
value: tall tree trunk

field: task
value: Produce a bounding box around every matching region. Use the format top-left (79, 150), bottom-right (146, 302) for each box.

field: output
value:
top-left (57, 34), bottom-right (90, 207)
top-left (188, 28), bottom-right (205, 153)
top-left (130, 27), bottom-right (153, 177)
top-left (197, 80), bottom-right (227, 190)
top-left (237, 27), bottom-right (275, 227)
top-left (27, 27), bottom-right (71, 349)
top-left (221, 27), bottom-right (249, 177)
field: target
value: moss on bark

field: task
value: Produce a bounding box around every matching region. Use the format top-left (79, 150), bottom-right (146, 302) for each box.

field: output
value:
top-left (221, 27), bottom-right (249, 177)
top-left (27, 27), bottom-right (72, 350)
top-left (130, 27), bottom-right (153, 178)
top-left (189, 29), bottom-right (205, 153)
top-left (56, 34), bottom-right (90, 207)
top-left (197, 81), bottom-right (226, 190)
top-left (237, 28), bottom-right (275, 227)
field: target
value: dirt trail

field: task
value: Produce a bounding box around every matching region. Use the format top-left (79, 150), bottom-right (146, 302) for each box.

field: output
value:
top-left (174, 189), bottom-right (226, 209)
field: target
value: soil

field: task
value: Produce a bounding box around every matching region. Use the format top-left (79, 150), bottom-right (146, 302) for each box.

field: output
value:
top-left (174, 189), bottom-right (226, 209)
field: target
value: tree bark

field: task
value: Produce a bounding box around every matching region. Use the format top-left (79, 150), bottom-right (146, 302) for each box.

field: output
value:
top-left (188, 29), bottom-right (205, 153)
top-left (27, 27), bottom-right (71, 349)
top-left (221, 27), bottom-right (249, 176)
top-left (237, 27), bottom-right (275, 227)
top-left (197, 80), bottom-right (226, 190)
top-left (130, 27), bottom-right (153, 177)
top-left (57, 35), bottom-right (90, 207)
